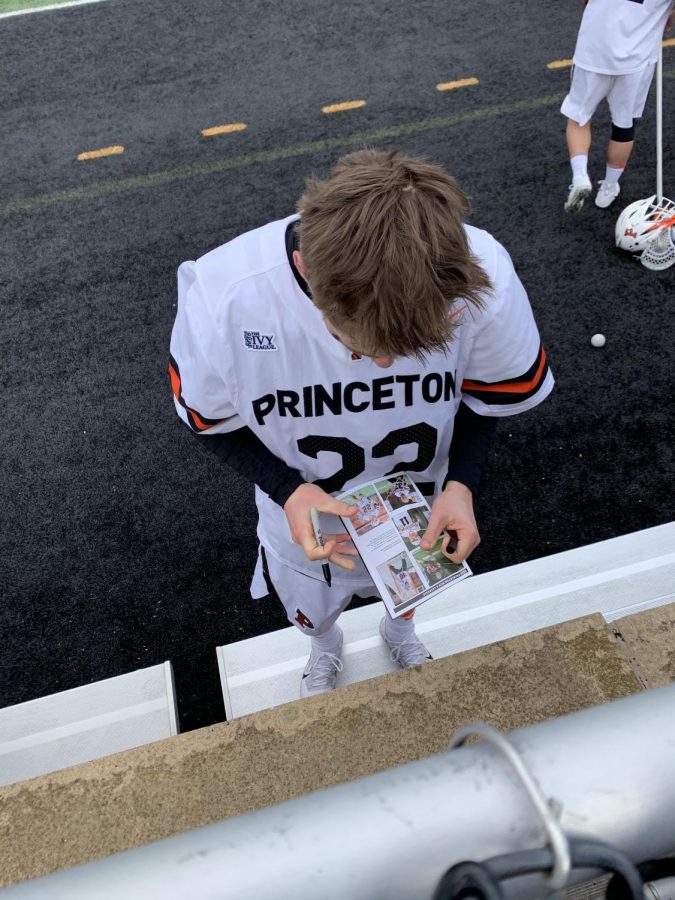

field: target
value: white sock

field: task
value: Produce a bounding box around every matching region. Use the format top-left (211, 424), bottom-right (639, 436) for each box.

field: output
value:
top-left (311, 624), bottom-right (341, 655)
top-left (384, 611), bottom-right (416, 643)
top-left (603, 165), bottom-right (624, 186)
top-left (570, 154), bottom-right (588, 180)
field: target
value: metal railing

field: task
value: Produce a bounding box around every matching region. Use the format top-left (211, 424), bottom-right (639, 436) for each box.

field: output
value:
top-left (4, 683), bottom-right (675, 899)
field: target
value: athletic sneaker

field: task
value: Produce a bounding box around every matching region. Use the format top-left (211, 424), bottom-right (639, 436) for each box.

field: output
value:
top-left (379, 617), bottom-right (433, 668)
top-left (595, 181), bottom-right (621, 209)
top-left (564, 174), bottom-right (593, 212)
top-left (300, 627), bottom-right (344, 698)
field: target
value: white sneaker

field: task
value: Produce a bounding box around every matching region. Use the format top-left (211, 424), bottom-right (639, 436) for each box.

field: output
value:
top-left (379, 617), bottom-right (433, 668)
top-left (564, 174), bottom-right (592, 212)
top-left (300, 627), bottom-right (343, 697)
top-left (595, 181), bottom-right (621, 209)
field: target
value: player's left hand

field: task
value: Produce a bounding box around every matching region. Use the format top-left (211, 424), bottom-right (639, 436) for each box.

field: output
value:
top-left (420, 481), bottom-right (480, 564)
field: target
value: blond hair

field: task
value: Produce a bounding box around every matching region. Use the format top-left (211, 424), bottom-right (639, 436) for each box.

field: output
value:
top-left (296, 149), bottom-right (491, 359)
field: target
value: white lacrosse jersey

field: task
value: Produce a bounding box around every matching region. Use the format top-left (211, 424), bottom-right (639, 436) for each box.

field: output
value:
top-left (170, 215), bottom-right (553, 578)
top-left (574, 0), bottom-right (674, 75)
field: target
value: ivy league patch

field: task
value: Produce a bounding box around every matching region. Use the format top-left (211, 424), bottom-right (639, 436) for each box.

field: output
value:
top-left (243, 330), bottom-right (278, 351)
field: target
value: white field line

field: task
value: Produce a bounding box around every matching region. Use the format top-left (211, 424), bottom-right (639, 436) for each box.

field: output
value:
top-left (0, 0), bottom-right (112, 20)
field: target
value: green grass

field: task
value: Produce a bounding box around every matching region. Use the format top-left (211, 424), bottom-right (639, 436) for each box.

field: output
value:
top-left (0, 0), bottom-right (96, 14)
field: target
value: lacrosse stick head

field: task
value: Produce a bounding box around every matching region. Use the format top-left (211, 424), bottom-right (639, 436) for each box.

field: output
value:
top-left (640, 222), bottom-right (675, 271)
top-left (615, 195), bottom-right (675, 253)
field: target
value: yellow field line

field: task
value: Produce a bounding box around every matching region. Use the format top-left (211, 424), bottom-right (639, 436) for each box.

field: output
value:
top-left (663, 38), bottom-right (675, 48)
top-left (322, 100), bottom-right (366, 114)
top-left (201, 122), bottom-right (247, 137)
top-left (77, 145), bottom-right (124, 161)
top-left (0, 89), bottom-right (638, 216)
top-left (436, 77), bottom-right (478, 92)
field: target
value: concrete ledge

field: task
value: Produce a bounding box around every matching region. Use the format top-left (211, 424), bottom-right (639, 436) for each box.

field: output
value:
top-left (0, 614), bottom-right (641, 888)
top-left (612, 602), bottom-right (675, 689)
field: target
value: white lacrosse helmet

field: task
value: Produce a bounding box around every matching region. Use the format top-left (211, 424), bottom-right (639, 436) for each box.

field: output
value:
top-left (615, 195), bottom-right (675, 253)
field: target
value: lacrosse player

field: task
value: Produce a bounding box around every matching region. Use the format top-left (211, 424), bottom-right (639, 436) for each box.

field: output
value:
top-left (169, 149), bottom-right (554, 698)
top-left (562, 0), bottom-right (675, 212)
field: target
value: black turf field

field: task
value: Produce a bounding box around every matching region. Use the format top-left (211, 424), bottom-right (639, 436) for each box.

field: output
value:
top-left (1, 0), bottom-right (673, 731)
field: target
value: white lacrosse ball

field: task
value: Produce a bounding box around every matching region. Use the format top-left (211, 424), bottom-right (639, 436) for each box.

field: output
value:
top-left (591, 334), bottom-right (606, 348)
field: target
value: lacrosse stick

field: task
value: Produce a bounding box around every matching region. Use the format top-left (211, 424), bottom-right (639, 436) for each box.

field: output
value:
top-left (640, 45), bottom-right (675, 269)
top-left (615, 46), bottom-right (675, 269)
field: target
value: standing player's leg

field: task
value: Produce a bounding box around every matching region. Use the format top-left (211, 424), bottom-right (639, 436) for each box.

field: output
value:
top-left (566, 119), bottom-right (592, 165)
top-left (258, 546), bottom-right (367, 697)
top-left (561, 67), bottom-right (608, 211)
top-left (257, 546), bottom-right (434, 692)
top-left (596, 64), bottom-right (654, 209)
top-left (380, 607), bottom-right (433, 666)
top-left (564, 119), bottom-right (593, 212)
top-left (595, 124), bottom-right (634, 208)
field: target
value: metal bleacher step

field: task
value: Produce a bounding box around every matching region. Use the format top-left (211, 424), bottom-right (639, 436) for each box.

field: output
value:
top-left (217, 522), bottom-right (675, 720)
top-left (0, 661), bottom-right (178, 787)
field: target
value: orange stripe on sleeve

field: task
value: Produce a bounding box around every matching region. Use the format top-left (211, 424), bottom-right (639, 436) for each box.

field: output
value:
top-left (168, 361), bottom-right (181, 400)
top-left (168, 358), bottom-right (227, 432)
top-left (462, 348), bottom-right (548, 395)
top-left (188, 409), bottom-right (220, 432)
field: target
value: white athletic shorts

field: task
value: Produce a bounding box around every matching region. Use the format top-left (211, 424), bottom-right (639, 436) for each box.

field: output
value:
top-left (561, 63), bottom-right (655, 128)
top-left (252, 544), bottom-right (379, 636)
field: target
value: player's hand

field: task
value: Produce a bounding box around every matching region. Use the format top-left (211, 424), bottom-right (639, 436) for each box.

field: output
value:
top-left (283, 483), bottom-right (359, 571)
top-left (420, 481), bottom-right (480, 564)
